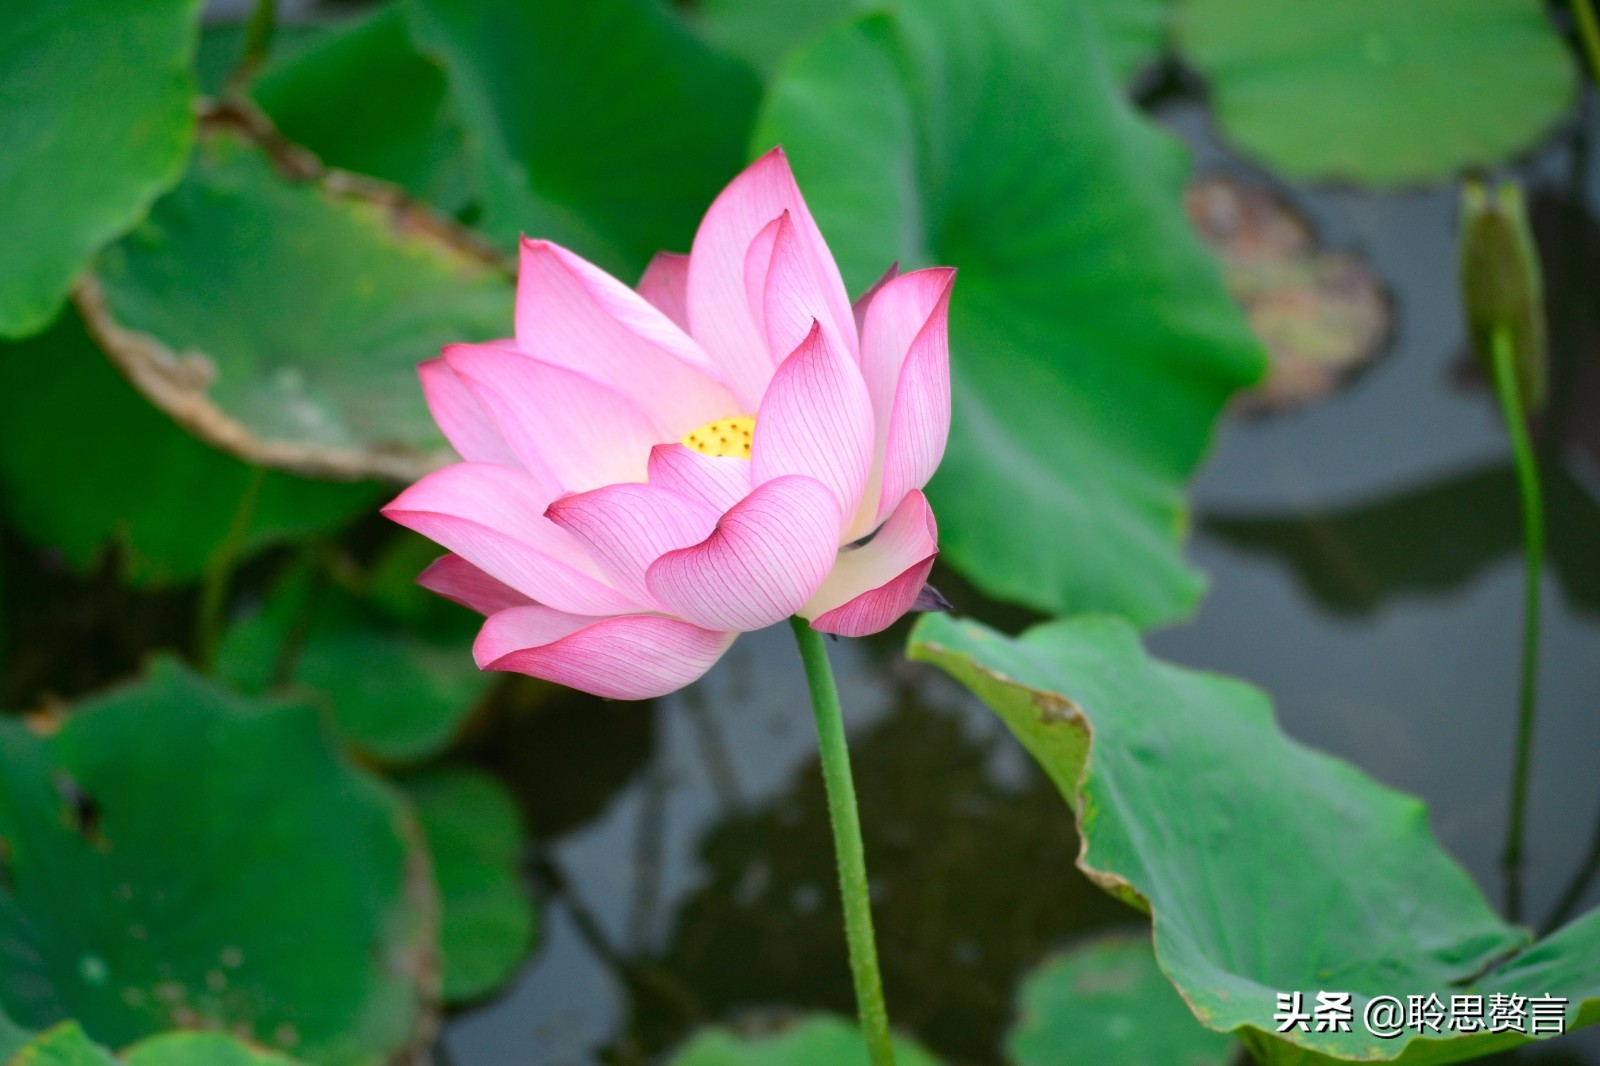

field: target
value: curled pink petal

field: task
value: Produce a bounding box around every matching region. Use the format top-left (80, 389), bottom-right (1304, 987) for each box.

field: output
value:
top-left (872, 272), bottom-right (954, 523)
top-left (751, 321), bottom-right (873, 525)
top-left (417, 553), bottom-right (534, 616)
top-left (740, 214), bottom-right (784, 357)
top-left (647, 475), bottom-right (841, 632)
top-left (760, 211), bottom-right (849, 367)
top-left (515, 240), bottom-right (735, 435)
top-left (419, 356), bottom-right (519, 466)
top-left (476, 606), bottom-right (736, 700)
top-left (843, 269), bottom-right (954, 537)
top-left (383, 463), bottom-right (640, 616)
top-left (687, 148), bottom-right (857, 408)
top-left (803, 490), bottom-right (938, 637)
top-left (445, 343), bottom-right (663, 492)
top-left (858, 268), bottom-right (956, 430)
top-left (647, 443), bottom-right (753, 514)
top-left (852, 261), bottom-right (901, 337)
top-left (546, 483), bottom-right (720, 606)
top-left (637, 252), bottom-right (691, 332)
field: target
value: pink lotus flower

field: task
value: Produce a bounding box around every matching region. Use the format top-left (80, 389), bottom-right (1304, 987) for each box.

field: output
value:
top-left (383, 149), bottom-right (953, 699)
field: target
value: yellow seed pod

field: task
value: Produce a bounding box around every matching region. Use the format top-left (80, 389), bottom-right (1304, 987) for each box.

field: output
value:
top-left (681, 416), bottom-right (756, 459)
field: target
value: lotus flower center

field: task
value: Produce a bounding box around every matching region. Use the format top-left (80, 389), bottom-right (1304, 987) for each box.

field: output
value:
top-left (681, 415), bottom-right (755, 459)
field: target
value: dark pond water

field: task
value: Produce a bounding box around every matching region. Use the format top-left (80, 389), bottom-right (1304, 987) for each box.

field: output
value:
top-left (435, 102), bottom-right (1600, 1065)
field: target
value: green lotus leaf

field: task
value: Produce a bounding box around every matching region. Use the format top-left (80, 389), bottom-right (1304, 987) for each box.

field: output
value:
top-left (401, 768), bottom-right (536, 1004)
top-left (5, 1023), bottom-right (114, 1066)
top-left (193, 23), bottom-right (323, 100)
top-left (402, 0), bottom-right (761, 278)
top-left (0, 0), bottom-right (200, 338)
top-left (216, 559), bottom-right (491, 765)
top-left (668, 1016), bottom-right (941, 1066)
top-left (121, 1030), bottom-right (307, 1065)
top-left (1178, 0), bottom-right (1577, 185)
top-left (0, 1005), bottom-right (35, 1062)
top-left (5, 1024), bottom-right (311, 1066)
top-left (250, 4), bottom-right (475, 215)
top-left (910, 613), bottom-right (1600, 1063)
top-left (1008, 933), bottom-right (1236, 1066)
top-left (686, 0), bottom-right (1168, 83)
top-left (0, 660), bottom-right (435, 1065)
top-left (85, 118), bottom-right (511, 481)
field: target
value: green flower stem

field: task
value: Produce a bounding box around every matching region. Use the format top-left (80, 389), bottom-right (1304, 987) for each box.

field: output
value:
top-left (1492, 326), bottom-right (1545, 924)
top-left (789, 617), bottom-right (897, 1066)
top-left (1574, 0), bottom-right (1600, 84)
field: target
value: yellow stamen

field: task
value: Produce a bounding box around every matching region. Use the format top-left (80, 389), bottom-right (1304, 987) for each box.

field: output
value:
top-left (681, 415), bottom-right (756, 459)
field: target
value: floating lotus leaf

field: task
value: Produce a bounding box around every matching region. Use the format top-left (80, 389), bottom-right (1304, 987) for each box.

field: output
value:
top-left (1008, 933), bottom-right (1236, 1066)
top-left (401, 768), bottom-right (536, 1004)
top-left (911, 614), bottom-right (1600, 1063)
top-left (0, 661), bottom-right (435, 1065)
top-left (686, 0), bottom-right (1168, 83)
top-left (216, 560), bottom-right (492, 764)
top-left (1179, 0), bottom-right (1577, 184)
top-left (668, 1016), bottom-right (941, 1066)
top-left (83, 110), bottom-right (512, 481)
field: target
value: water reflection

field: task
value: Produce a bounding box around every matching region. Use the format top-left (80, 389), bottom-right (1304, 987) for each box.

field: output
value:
top-left (445, 632), bottom-right (1131, 1065)
top-left (1205, 463), bottom-right (1600, 616)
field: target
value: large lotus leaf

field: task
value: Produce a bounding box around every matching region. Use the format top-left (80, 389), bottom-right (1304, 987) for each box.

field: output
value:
top-left (0, 660), bottom-right (434, 1065)
top-left (0, 313), bottom-right (377, 586)
top-left (0, 0), bottom-right (200, 338)
top-left (909, 614), bottom-right (1600, 1063)
top-left (6, 1025), bottom-right (306, 1066)
top-left (757, 0), bottom-right (1264, 627)
top-left (402, 0), bottom-right (761, 278)
top-left (250, 4), bottom-right (475, 215)
top-left (684, 0), bottom-right (861, 75)
top-left (1178, 0), bottom-right (1576, 185)
top-left (667, 1016), bottom-right (941, 1066)
top-left (215, 562), bottom-right (491, 764)
top-left (1008, 933), bottom-right (1235, 1066)
top-left (401, 768), bottom-right (536, 1004)
top-left (687, 0), bottom-right (1167, 82)
top-left (0, 1006), bottom-right (32, 1061)
top-left (4, 1024), bottom-right (112, 1066)
top-left (84, 119), bottom-right (511, 481)
top-left (121, 1031), bottom-right (305, 1066)
top-left (1085, 0), bottom-right (1172, 83)
top-left (1205, 463), bottom-right (1600, 616)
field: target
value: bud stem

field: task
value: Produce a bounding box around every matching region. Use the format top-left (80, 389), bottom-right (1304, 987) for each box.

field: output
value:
top-left (1492, 325), bottom-right (1546, 925)
top-left (789, 617), bottom-right (897, 1066)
